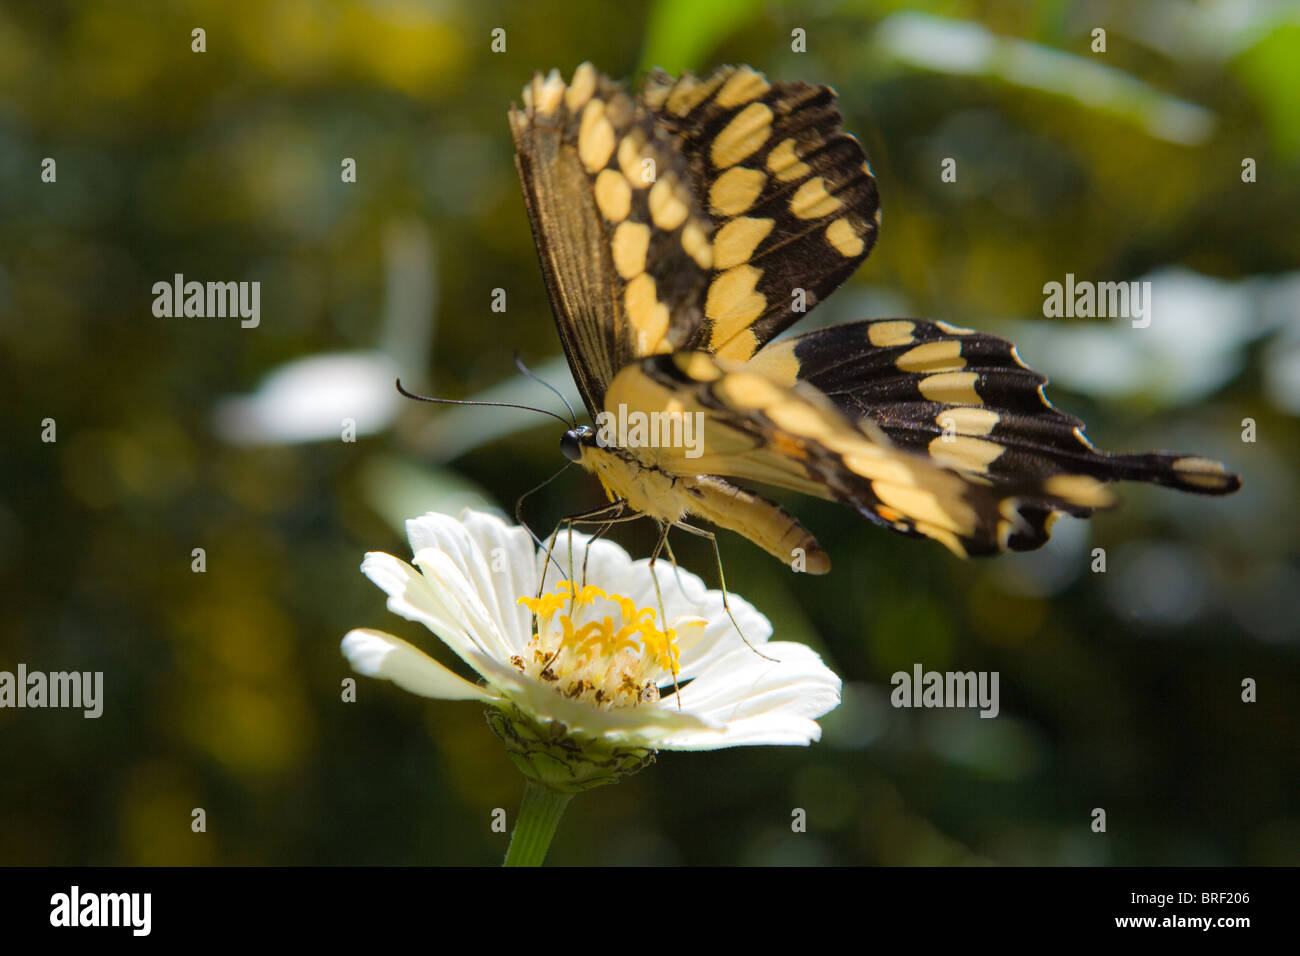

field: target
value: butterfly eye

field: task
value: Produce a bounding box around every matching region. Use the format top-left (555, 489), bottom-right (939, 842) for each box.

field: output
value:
top-left (560, 429), bottom-right (585, 461)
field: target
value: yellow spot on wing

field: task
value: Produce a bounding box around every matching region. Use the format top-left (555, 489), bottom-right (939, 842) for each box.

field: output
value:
top-left (868, 320), bottom-right (915, 347)
top-left (790, 177), bottom-right (842, 219)
top-left (532, 70), bottom-right (564, 115)
top-left (918, 372), bottom-right (982, 406)
top-left (618, 134), bottom-right (650, 188)
top-left (681, 221), bottom-right (713, 269)
top-left (935, 320), bottom-right (974, 335)
top-left (1044, 474), bottom-right (1114, 508)
top-left (841, 451), bottom-right (917, 487)
top-left (594, 169), bottom-right (631, 222)
top-left (612, 221), bottom-right (650, 279)
top-left (762, 403), bottom-right (838, 445)
top-left (897, 340), bottom-right (965, 373)
top-left (915, 524), bottom-right (968, 558)
top-left (648, 176), bottom-right (689, 230)
top-left (624, 273), bottom-right (670, 354)
top-left (706, 265), bottom-right (766, 345)
top-left (565, 63), bottom-right (597, 112)
top-left (709, 166), bottom-right (766, 216)
top-left (826, 218), bottom-right (864, 257)
top-left (675, 352), bottom-right (722, 381)
top-left (937, 406), bottom-right (1000, 436)
top-left (872, 483), bottom-right (962, 533)
top-left (711, 102), bottom-right (774, 169)
top-left (928, 435), bottom-right (1004, 474)
top-left (767, 138), bottom-right (810, 182)
top-left (714, 66), bottom-right (770, 108)
top-left (743, 340), bottom-right (799, 386)
top-left (1173, 456), bottom-right (1225, 474)
top-left (715, 329), bottom-right (758, 362)
top-left (717, 372), bottom-right (787, 410)
top-left (578, 100), bottom-right (616, 172)
top-left (1171, 456), bottom-right (1232, 489)
top-left (666, 72), bottom-right (725, 117)
top-left (713, 217), bottom-right (775, 270)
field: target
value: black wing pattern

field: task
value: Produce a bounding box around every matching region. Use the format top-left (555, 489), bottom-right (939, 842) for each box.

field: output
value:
top-left (745, 319), bottom-right (1242, 497)
top-left (641, 66), bottom-right (879, 362)
top-left (510, 63), bottom-right (880, 412)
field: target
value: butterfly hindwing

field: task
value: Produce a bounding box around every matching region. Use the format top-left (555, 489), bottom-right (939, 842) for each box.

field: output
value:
top-left (603, 351), bottom-right (1134, 557)
top-left (745, 318), bottom-right (1243, 497)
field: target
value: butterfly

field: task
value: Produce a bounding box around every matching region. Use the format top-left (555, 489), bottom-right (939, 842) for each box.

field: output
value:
top-left (508, 63), bottom-right (1241, 573)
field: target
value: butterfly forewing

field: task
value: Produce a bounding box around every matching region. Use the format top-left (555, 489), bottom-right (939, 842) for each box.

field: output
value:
top-left (510, 66), bottom-right (715, 415)
top-left (642, 66), bottom-right (880, 363)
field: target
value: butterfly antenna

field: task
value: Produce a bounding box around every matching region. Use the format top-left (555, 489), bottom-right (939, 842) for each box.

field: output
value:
top-left (514, 461), bottom-right (574, 584)
top-left (513, 352), bottom-right (578, 428)
top-left (394, 379), bottom-right (573, 428)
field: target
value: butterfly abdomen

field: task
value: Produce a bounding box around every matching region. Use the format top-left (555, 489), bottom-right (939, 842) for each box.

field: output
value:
top-left (682, 474), bottom-right (831, 573)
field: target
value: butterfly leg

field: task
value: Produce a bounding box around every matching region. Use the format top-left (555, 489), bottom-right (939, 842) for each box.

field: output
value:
top-left (534, 499), bottom-right (632, 607)
top-left (674, 521), bottom-right (776, 662)
top-left (533, 500), bottom-right (640, 674)
top-left (661, 536), bottom-right (691, 604)
top-left (646, 521), bottom-right (685, 709)
top-left (577, 506), bottom-right (649, 587)
top-left (580, 521), bottom-right (613, 590)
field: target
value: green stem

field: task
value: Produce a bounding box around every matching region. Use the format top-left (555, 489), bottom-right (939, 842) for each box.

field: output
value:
top-left (503, 781), bottom-right (572, 867)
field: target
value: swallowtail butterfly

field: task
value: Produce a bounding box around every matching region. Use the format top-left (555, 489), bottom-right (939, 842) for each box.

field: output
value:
top-left (509, 63), bottom-right (1240, 572)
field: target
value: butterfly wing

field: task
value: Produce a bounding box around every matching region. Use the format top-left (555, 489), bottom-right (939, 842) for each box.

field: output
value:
top-left (641, 65), bottom-right (879, 362)
top-left (604, 349), bottom-right (1238, 557)
top-left (510, 64), bottom-right (880, 414)
top-left (509, 66), bottom-right (716, 416)
top-left (513, 64), bottom-right (1240, 561)
top-left (745, 318), bottom-right (1243, 496)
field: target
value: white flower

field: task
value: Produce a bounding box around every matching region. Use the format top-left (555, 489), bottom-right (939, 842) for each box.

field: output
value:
top-left (342, 509), bottom-right (841, 787)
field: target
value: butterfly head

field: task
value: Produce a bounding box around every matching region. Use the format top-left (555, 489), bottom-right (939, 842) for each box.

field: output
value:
top-left (560, 424), bottom-right (597, 462)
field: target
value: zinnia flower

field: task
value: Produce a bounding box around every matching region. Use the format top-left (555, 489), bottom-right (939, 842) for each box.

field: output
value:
top-left (343, 510), bottom-right (841, 784)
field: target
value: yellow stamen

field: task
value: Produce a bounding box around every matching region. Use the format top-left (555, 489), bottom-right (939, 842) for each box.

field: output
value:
top-left (517, 580), bottom-right (682, 707)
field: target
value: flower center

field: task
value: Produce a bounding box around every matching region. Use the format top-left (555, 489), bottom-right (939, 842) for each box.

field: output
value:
top-left (515, 580), bottom-right (684, 708)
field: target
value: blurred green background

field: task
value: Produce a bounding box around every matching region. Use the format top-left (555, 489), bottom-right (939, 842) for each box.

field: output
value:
top-left (1, 0), bottom-right (1297, 866)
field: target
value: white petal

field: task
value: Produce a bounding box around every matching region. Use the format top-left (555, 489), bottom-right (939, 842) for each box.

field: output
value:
top-left (360, 551), bottom-right (502, 676)
top-left (458, 509), bottom-right (539, 649)
top-left (655, 642), bottom-right (842, 749)
top-left (410, 547), bottom-right (520, 663)
top-left (666, 583), bottom-right (772, 679)
top-left (360, 551), bottom-right (466, 641)
top-left (407, 510), bottom-right (537, 651)
top-left (656, 713), bottom-right (827, 750)
top-left (341, 629), bottom-right (495, 701)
